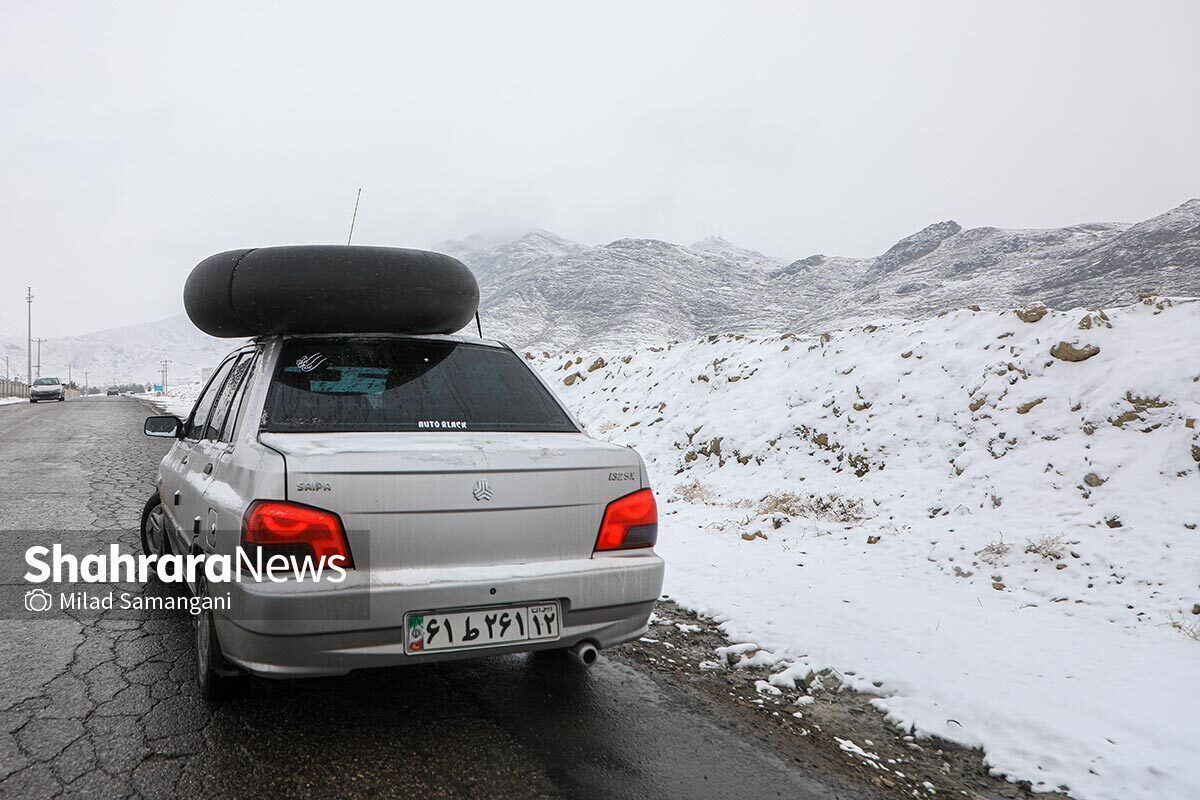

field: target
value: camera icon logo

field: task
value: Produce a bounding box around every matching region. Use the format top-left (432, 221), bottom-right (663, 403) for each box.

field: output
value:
top-left (24, 588), bottom-right (54, 613)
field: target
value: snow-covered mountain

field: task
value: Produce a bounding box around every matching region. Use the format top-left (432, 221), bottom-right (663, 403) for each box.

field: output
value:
top-left (456, 198), bottom-right (1198, 349)
top-left (1019, 198), bottom-right (1200, 307)
top-left (6, 199), bottom-right (1194, 379)
top-left (0, 315), bottom-right (235, 386)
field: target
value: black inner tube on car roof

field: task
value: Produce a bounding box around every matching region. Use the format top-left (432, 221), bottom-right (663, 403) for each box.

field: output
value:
top-left (183, 245), bottom-right (480, 338)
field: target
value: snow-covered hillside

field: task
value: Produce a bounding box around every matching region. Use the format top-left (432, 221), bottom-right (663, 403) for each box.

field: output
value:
top-left (531, 297), bottom-right (1200, 800)
top-left (458, 198), bottom-right (1199, 350)
top-left (134, 380), bottom-right (203, 418)
top-left (0, 315), bottom-right (239, 386)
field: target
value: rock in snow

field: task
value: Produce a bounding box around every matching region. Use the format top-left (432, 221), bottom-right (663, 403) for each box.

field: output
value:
top-left (1050, 341), bottom-right (1102, 362)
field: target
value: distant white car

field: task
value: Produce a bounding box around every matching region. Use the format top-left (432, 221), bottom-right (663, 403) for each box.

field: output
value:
top-left (30, 377), bottom-right (65, 402)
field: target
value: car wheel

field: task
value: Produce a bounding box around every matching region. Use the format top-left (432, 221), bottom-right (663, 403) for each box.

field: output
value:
top-left (58, 396), bottom-right (64, 402)
top-left (195, 574), bottom-right (233, 701)
top-left (140, 494), bottom-right (170, 562)
top-left (29, 399), bottom-right (36, 403)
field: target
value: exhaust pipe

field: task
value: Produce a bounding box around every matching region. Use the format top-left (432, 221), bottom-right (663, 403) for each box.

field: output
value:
top-left (567, 640), bottom-right (599, 668)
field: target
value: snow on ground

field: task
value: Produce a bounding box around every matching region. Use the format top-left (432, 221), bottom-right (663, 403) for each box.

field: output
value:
top-left (0, 396), bottom-right (27, 406)
top-left (531, 297), bottom-right (1200, 800)
top-left (134, 381), bottom-right (201, 418)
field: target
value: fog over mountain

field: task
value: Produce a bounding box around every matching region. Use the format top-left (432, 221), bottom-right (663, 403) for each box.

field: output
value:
top-left (460, 198), bottom-right (1199, 350)
top-left (3, 199), bottom-right (1195, 382)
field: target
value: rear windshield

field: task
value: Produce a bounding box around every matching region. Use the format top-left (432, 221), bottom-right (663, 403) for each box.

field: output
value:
top-left (262, 338), bottom-right (577, 433)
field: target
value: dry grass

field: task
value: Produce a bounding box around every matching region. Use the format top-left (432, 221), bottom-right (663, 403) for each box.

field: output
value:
top-left (755, 491), bottom-right (867, 523)
top-left (1166, 613), bottom-right (1200, 641)
top-left (674, 478), bottom-right (712, 503)
top-left (1024, 532), bottom-right (1067, 561)
top-left (976, 535), bottom-right (1012, 565)
top-left (703, 515), bottom-right (753, 534)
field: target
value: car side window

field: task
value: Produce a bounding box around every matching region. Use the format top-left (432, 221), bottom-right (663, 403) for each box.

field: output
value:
top-left (220, 351), bottom-right (260, 443)
top-left (185, 357), bottom-right (237, 440)
top-left (207, 352), bottom-right (256, 441)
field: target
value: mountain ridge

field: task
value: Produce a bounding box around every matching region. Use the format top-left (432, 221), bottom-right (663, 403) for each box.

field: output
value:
top-left (467, 198), bottom-right (1196, 348)
top-left (4, 199), bottom-right (1195, 380)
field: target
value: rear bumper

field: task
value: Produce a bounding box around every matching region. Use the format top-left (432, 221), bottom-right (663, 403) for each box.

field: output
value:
top-left (213, 553), bottom-right (664, 677)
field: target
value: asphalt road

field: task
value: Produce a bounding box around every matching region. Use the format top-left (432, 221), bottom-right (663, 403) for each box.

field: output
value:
top-left (0, 397), bottom-right (879, 800)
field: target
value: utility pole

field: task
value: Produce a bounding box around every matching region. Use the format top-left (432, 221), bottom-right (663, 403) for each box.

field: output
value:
top-left (160, 360), bottom-right (171, 393)
top-left (84, 371), bottom-right (88, 396)
top-left (26, 287), bottom-right (33, 390)
top-left (33, 338), bottom-right (47, 378)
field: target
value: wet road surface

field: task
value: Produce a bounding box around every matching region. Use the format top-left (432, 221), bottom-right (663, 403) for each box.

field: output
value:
top-left (0, 397), bottom-right (881, 799)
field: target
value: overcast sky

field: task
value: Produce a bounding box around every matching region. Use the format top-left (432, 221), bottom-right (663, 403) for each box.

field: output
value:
top-left (1, 0), bottom-right (1197, 338)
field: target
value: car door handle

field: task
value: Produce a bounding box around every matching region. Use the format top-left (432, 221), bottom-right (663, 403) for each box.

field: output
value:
top-left (173, 490), bottom-right (181, 506)
top-left (203, 463), bottom-right (213, 475)
top-left (181, 455), bottom-right (188, 465)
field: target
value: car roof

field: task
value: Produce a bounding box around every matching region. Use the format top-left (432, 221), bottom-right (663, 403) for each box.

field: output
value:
top-left (254, 332), bottom-right (508, 349)
top-left (213, 333), bottom-right (512, 366)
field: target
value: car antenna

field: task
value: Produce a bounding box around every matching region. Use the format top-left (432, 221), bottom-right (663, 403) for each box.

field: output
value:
top-left (475, 311), bottom-right (483, 338)
top-left (346, 187), bottom-right (362, 245)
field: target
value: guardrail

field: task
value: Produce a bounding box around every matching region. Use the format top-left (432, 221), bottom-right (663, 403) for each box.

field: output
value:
top-left (1, 380), bottom-right (30, 399)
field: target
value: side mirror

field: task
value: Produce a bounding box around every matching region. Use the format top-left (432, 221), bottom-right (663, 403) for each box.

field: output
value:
top-left (144, 415), bottom-right (183, 439)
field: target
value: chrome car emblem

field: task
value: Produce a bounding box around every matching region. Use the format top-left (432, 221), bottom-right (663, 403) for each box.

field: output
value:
top-left (472, 479), bottom-right (493, 502)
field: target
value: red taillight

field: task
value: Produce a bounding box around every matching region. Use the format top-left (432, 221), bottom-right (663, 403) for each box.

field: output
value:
top-left (594, 489), bottom-right (658, 552)
top-left (241, 500), bottom-right (354, 568)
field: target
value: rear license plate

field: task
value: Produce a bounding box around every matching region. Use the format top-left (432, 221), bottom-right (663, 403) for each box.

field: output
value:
top-left (405, 602), bottom-right (561, 654)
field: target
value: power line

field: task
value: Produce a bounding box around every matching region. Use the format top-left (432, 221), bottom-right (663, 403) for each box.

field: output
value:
top-left (0, 316), bottom-right (24, 338)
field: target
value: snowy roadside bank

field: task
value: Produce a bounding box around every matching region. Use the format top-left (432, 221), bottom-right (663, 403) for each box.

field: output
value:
top-left (134, 382), bottom-right (201, 418)
top-left (533, 297), bottom-right (1200, 800)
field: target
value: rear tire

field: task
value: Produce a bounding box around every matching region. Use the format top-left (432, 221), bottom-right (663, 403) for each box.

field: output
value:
top-left (140, 494), bottom-right (170, 563)
top-left (195, 574), bottom-right (233, 701)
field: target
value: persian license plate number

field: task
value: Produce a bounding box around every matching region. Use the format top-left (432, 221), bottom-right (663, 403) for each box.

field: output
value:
top-left (405, 602), bottom-right (560, 654)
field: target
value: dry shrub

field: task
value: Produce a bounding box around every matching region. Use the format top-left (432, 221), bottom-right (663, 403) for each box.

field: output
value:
top-left (674, 478), bottom-right (712, 503)
top-left (1167, 613), bottom-right (1200, 641)
top-left (756, 491), bottom-right (867, 523)
top-left (1024, 532), bottom-right (1067, 561)
top-left (976, 535), bottom-right (1012, 565)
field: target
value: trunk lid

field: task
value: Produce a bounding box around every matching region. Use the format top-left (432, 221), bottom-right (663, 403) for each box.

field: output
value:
top-left (259, 431), bottom-right (644, 570)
